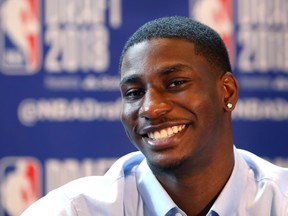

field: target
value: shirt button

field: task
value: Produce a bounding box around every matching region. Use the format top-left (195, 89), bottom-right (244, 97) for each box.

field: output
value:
top-left (175, 213), bottom-right (183, 216)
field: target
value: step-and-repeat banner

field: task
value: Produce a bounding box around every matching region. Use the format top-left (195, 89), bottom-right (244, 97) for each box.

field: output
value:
top-left (0, 0), bottom-right (287, 215)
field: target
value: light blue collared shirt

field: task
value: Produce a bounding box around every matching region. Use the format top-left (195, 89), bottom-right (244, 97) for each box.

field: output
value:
top-left (21, 147), bottom-right (288, 216)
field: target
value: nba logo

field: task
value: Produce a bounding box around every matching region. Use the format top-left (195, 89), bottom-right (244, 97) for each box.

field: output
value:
top-left (0, 157), bottom-right (42, 216)
top-left (0, 0), bottom-right (41, 75)
top-left (190, 0), bottom-right (234, 65)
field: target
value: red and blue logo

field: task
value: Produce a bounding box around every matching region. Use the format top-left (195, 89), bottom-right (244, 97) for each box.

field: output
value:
top-left (0, 0), bottom-right (41, 75)
top-left (190, 0), bottom-right (234, 65)
top-left (0, 157), bottom-right (42, 216)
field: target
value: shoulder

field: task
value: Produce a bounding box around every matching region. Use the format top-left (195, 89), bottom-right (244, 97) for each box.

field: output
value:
top-left (237, 148), bottom-right (288, 177)
top-left (61, 151), bottom-right (145, 200)
top-left (237, 148), bottom-right (288, 196)
top-left (21, 151), bottom-right (145, 216)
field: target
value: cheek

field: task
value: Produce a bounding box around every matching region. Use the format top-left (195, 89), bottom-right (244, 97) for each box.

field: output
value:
top-left (184, 92), bottom-right (221, 121)
top-left (195, 96), bottom-right (223, 129)
top-left (121, 104), bottom-right (141, 148)
top-left (121, 103), bottom-right (137, 128)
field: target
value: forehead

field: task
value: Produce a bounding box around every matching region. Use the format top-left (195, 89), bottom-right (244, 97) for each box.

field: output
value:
top-left (120, 38), bottom-right (212, 82)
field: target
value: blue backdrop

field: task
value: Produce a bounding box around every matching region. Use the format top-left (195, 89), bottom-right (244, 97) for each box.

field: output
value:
top-left (0, 0), bottom-right (287, 215)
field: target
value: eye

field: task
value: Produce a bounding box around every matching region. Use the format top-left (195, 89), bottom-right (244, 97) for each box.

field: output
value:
top-left (168, 79), bottom-right (188, 88)
top-left (124, 88), bottom-right (145, 100)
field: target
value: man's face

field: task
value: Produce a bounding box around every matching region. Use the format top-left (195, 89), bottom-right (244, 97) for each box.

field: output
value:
top-left (120, 38), bottom-right (228, 171)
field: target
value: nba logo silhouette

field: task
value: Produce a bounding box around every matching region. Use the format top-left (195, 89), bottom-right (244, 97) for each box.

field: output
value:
top-left (190, 0), bottom-right (234, 65)
top-left (0, 157), bottom-right (42, 216)
top-left (0, 0), bottom-right (41, 75)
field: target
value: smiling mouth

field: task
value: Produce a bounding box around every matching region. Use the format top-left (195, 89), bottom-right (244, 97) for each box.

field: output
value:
top-left (146, 125), bottom-right (186, 140)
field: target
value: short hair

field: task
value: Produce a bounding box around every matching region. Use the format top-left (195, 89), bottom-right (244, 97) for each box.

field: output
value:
top-left (119, 16), bottom-right (232, 74)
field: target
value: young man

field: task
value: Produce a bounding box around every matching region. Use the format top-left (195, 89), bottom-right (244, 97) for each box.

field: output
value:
top-left (21, 16), bottom-right (288, 216)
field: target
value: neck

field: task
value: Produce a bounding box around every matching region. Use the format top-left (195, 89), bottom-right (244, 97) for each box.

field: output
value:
top-left (152, 145), bottom-right (234, 216)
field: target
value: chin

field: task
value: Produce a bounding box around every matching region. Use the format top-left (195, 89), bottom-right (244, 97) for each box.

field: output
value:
top-left (146, 154), bottom-right (187, 173)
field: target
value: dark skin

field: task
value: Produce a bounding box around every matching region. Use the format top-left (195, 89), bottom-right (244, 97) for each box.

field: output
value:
top-left (120, 38), bottom-right (238, 216)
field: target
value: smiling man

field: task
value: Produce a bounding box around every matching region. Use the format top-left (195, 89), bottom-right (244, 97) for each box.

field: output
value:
top-left (21, 16), bottom-right (288, 216)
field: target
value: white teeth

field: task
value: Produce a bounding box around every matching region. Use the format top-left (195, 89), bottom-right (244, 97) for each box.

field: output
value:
top-left (160, 129), bottom-right (168, 137)
top-left (172, 126), bottom-right (178, 133)
top-left (167, 127), bottom-right (173, 136)
top-left (147, 125), bottom-right (186, 140)
top-left (154, 131), bottom-right (160, 139)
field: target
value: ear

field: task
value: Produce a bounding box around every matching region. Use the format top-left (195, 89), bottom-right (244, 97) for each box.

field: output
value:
top-left (221, 72), bottom-right (238, 112)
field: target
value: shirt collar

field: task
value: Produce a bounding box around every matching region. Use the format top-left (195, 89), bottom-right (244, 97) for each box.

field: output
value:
top-left (210, 146), bottom-right (250, 215)
top-left (135, 147), bottom-right (250, 216)
top-left (136, 159), bottom-right (185, 216)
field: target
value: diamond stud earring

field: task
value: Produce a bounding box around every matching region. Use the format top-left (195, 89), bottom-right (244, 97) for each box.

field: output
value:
top-left (227, 103), bottom-right (233, 109)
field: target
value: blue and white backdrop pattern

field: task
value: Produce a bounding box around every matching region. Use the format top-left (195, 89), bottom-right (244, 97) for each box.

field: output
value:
top-left (0, 0), bottom-right (287, 215)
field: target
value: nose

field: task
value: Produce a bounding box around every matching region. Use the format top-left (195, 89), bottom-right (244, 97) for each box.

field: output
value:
top-left (139, 88), bottom-right (172, 120)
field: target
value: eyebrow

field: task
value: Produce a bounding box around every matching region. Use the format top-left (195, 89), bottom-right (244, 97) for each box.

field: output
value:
top-left (159, 63), bottom-right (190, 75)
top-left (120, 74), bottom-right (142, 86)
top-left (120, 63), bottom-right (192, 86)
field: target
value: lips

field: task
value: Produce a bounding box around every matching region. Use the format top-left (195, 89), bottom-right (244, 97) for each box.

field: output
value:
top-left (147, 125), bottom-right (186, 140)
